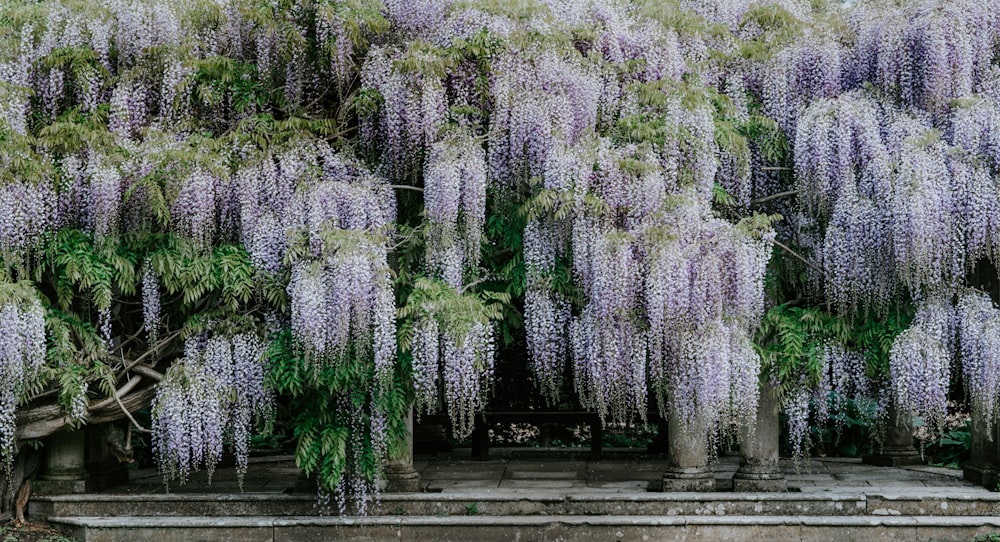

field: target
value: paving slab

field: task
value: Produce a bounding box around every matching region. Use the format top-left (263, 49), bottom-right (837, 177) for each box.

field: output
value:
top-left (499, 479), bottom-right (587, 490)
top-left (69, 450), bottom-right (987, 504)
top-left (585, 481), bottom-right (654, 491)
top-left (904, 465), bottom-right (964, 477)
top-left (504, 460), bottom-right (585, 480)
top-left (426, 479), bottom-right (500, 492)
top-left (421, 465), bottom-right (506, 480)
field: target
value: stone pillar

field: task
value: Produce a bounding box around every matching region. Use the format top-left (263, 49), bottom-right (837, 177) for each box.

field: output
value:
top-left (384, 408), bottom-right (421, 492)
top-left (34, 430), bottom-right (90, 494)
top-left (85, 426), bottom-right (130, 491)
top-left (863, 405), bottom-right (921, 467)
top-left (661, 409), bottom-right (714, 492)
top-left (963, 412), bottom-right (1000, 489)
top-left (734, 384), bottom-right (786, 491)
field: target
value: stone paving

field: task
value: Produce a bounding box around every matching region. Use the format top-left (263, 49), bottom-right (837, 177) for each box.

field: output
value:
top-left (101, 449), bottom-right (988, 497)
top-left (37, 450), bottom-right (1000, 541)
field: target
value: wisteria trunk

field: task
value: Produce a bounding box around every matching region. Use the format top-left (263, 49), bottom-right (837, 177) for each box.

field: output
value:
top-left (963, 412), bottom-right (1000, 489)
top-left (661, 409), bottom-right (714, 492)
top-left (384, 408), bottom-right (421, 493)
top-left (0, 450), bottom-right (39, 521)
top-left (34, 430), bottom-right (90, 494)
top-left (734, 383), bottom-right (786, 492)
top-left (863, 405), bottom-right (921, 467)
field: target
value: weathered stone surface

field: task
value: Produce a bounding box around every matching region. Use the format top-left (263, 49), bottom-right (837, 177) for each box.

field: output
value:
top-left (384, 462), bottom-right (422, 492)
top-left (385, 409), bottom-right (423, 493)
top-left (735, 385), bottom-right (786, 492)
top-left (661, 409), bottom-right (714, 493)
top-left (863, 407), bottom-right (922, 467)
top-left (33, 450), bottom-right (1000, 542)
top-left (498, 479), bottom-right (586, 490)
top-left (660, 473), bottom-right (715, 492)
top-left (49, 514), bottom-right (1000, 542)
top-left (964, 412), bottom-right (1000, 489)
top-left (35, 430), bottom-right (92, 495)
top-left (867, 494), bottom-right (1000, 516)
top-left (52, 516), bottom-right (276, 542)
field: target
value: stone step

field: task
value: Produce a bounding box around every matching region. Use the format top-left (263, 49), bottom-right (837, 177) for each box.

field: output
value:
top-left (30, 491), bottom-right (1000, 518)
top-left (49, 514), bottom-right (1000, 542)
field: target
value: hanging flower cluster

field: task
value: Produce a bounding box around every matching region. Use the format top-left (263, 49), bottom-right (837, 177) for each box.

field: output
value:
top-left (825, 343), bottom-right (872, 420)
top-left (423, 129), bottom-right (488, 288)
top-left (151, 332), bottom-right (272, 486)
top-left (277, 148), bottom-right (398, 403)
top-left (645, 207), bottom-right (774, 432)
top-left (518, 93), bottom-right (773, 434)
top-left (956, 291), bottom-right (1000, 432)
top-left (762, 33), bottom-right (843, 136)
top-left (0, 177), bottom-right (58, 259)
top-left (405, 278), bottom-right (497, 439)
top-left (361, 46), bottom-right (448, 182)
top-left (570, 229), bottom-right (647, 425)
top-left (847, 0), bottom-right (1000, 117)
top-left (486, 51), bottom-right (604, 189)
top-left (889, 295), bottom-right (955, 430)
top-left (523, 217), bottom-right (572, 404)
top-left (0, 287), bottom-right (46, 476)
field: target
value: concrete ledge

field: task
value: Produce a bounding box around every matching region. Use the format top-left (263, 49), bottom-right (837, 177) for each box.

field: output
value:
top-left (867, 494), bottom-right (1000, 516)
top-left (51, 514), bottom-right (1000, 527)
top-left (34, 491), bottom-right (1000, 519)
top-left (50, 514), bottom-right (1000, 542)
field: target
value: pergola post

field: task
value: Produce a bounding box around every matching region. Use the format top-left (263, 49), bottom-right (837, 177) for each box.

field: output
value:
top-left (661, 409), bottom-right (714, 492)
top-left (384, 408), bottom-right (421, 492)
top-left (863, 405), bottom-right (921, 467)
top-left (963, 411), bottom-right (1000, 490)
top-left (34, 429), bottom-right (90, 494)
top-left (734, 384), bottom-right (786, 492)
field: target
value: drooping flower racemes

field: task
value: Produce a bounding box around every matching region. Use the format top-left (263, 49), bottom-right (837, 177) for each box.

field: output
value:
top-left (0, 284), bottom-right (46, 478)
top-left (151, 332), bottom-right (273, 487)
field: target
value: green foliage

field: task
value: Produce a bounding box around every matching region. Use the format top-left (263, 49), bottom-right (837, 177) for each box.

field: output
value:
top-left (756, 304), bottom-right (849, 394)
top-left (741, 109), bottom-right (789, 167)
top-left (853, 305), bottom-right (912, 379)
top-left (755, 300), bottom-right (911, 405)
top-left (0, 124), bottom-right (50, 184)
top-left (269, 327), bottom-right (411, 495)
top-left (479, 200), bottom-right (531, 347)
top-left (813, 395), bottom-right (879, 457)
top-left (922, 420), bottom-right (972, 469)
top-left (737, 4), bottom-right (804, 61)
top-left (398, 277), bottom-right (508, 353)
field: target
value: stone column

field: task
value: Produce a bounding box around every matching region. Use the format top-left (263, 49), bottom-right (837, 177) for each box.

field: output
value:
top-left (661, 409), bottom-right (714, 492)
top-left (384, 408), bottom-right (421, 492)
top-left (734, 384), bottom-right (786, 491)
top-left (34, 430), bottom-right (90, 494)
top-left (963, 411), bottom-right (1000, 489)
top-left (863, 405), bottom-right (921, 467)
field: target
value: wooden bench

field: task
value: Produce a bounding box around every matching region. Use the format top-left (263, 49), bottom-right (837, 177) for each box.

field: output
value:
top-left (471, 411), bottom-right (603, 461)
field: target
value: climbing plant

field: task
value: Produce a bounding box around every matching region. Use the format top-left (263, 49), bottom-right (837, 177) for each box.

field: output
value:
top-left (2, 0), bottom-right (1000, 511)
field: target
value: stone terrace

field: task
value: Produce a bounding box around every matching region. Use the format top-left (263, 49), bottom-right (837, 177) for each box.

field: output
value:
top-left (30, 450), bottom-right (1000, 541)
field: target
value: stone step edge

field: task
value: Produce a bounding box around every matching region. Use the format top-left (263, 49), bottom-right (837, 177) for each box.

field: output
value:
top-left (48, 515), bottom-right (1000, 528)
top-left (32, 491), bottom-right (1000, 503)
top-left (32, 492), bottom-right (858, 503)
